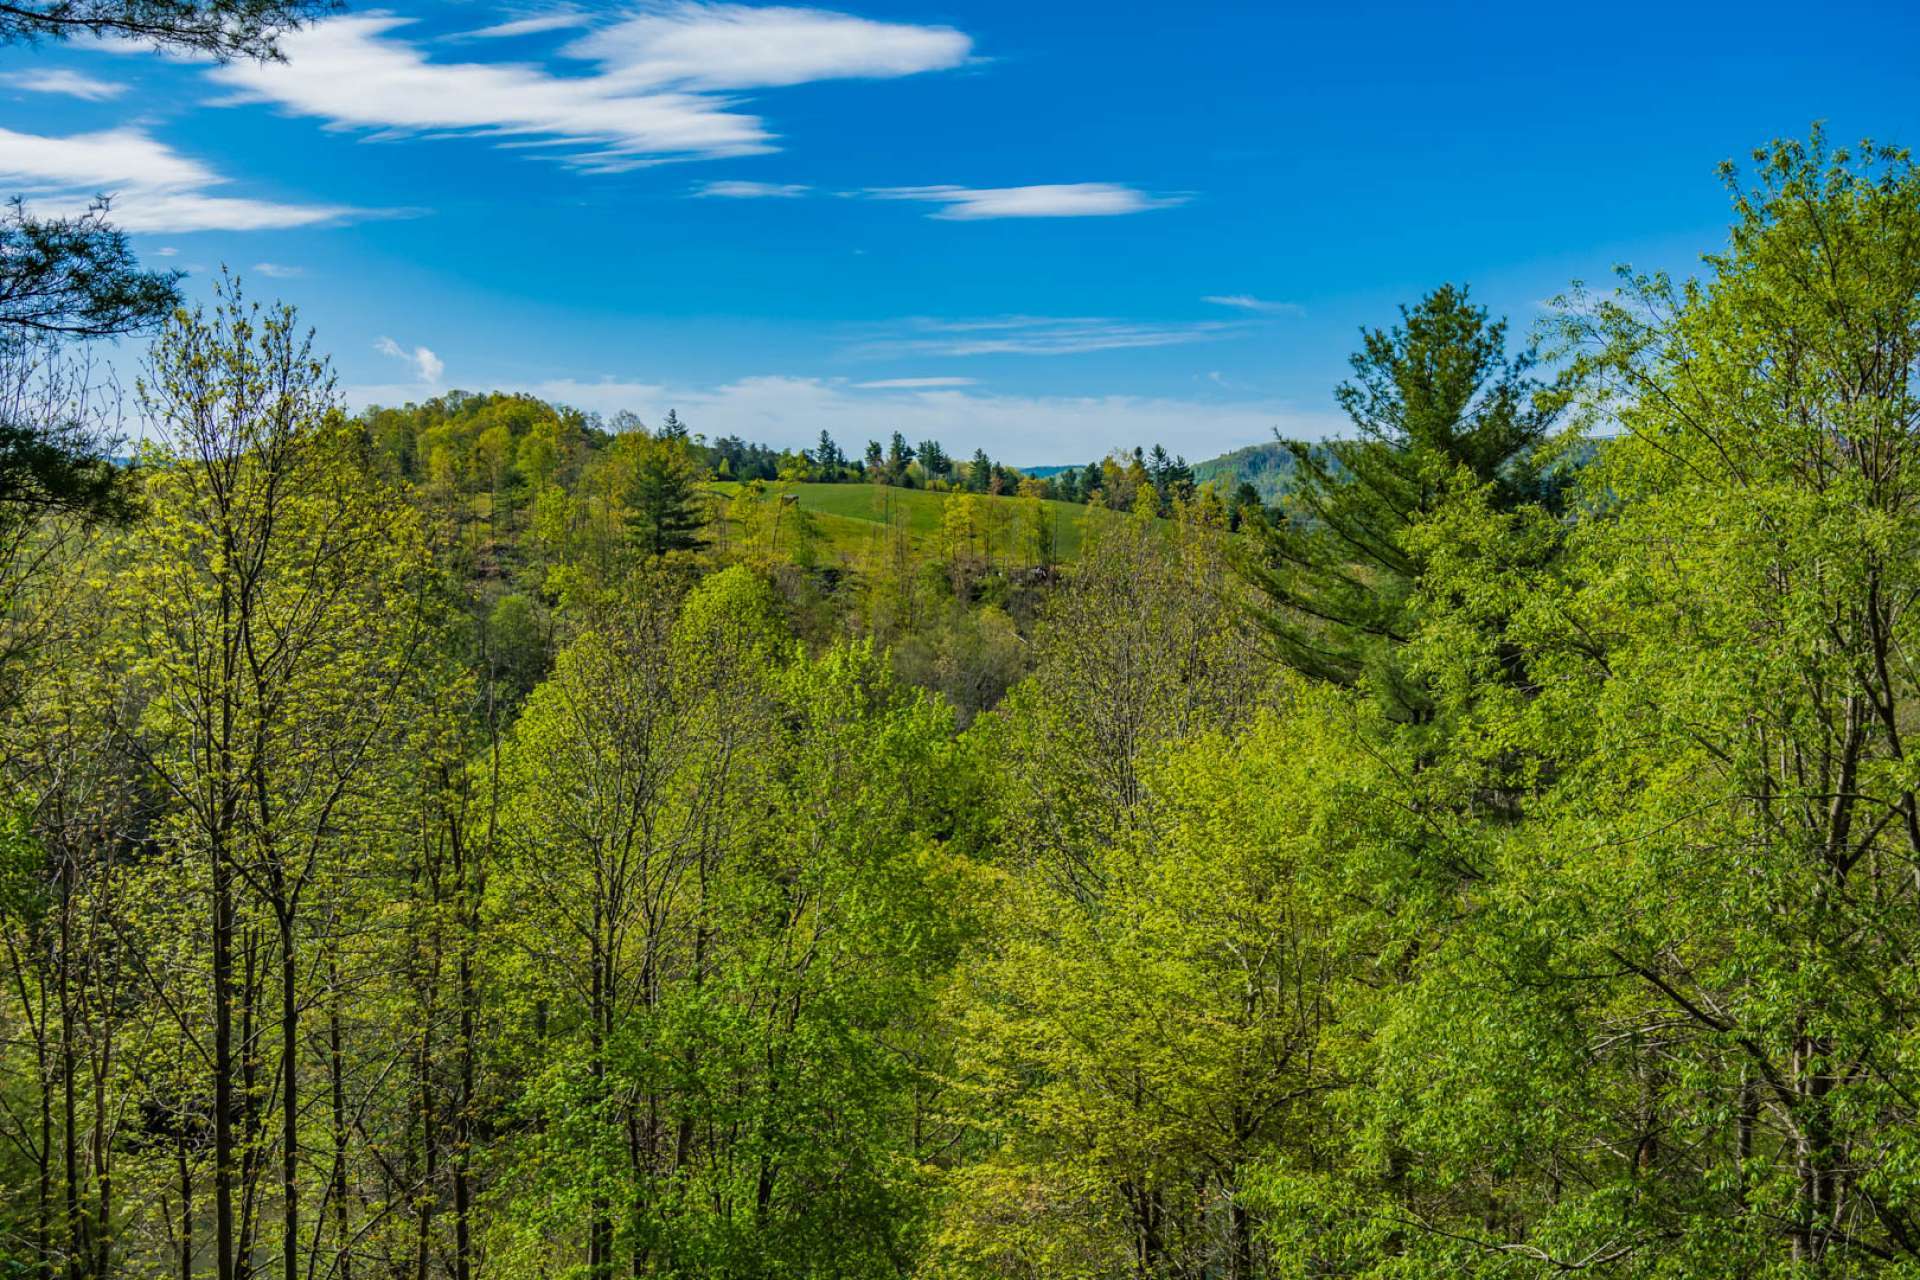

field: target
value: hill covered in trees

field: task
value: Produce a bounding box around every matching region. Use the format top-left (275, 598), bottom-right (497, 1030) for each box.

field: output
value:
top-left (1191, 439), bottom-right (1299, 500)
top-left (4, 108), bottom-right (1920, 1280)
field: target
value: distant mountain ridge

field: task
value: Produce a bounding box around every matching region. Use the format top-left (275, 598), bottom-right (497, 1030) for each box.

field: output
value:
top-left (1019, 442), bottom-right (1306, 501)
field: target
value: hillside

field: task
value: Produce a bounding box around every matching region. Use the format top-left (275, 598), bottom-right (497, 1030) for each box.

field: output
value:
top-left (709, 481), bottom-right (1107, 561)
top-left (1190, 440), bottom-right (1300, 502)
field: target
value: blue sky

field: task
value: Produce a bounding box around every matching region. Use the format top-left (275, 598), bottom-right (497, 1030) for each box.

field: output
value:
top-left (4, 0), bottom-right (1917, 464)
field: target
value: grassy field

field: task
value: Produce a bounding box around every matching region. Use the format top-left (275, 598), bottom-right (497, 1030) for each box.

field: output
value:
top-left (707, 481), bottom-right (1105, 563)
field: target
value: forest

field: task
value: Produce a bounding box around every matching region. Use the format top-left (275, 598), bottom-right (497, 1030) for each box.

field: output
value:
top-left (6, 9), bottom-right (1920, 1280)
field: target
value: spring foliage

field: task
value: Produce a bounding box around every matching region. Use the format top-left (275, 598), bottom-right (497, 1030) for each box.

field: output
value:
top-left (4, 132), bottom-right (1920, 1280)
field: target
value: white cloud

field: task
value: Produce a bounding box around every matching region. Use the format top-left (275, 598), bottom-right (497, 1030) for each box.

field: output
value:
top-left (153, 246), bottom-right (179, 256)
top-left (856, 315), bottom-right (1243, 358)
top-left (864, 183), bottom-right (1183, 220)
top-left (565, 5), bottom-right (970, 91)
top-left (460, 11), bottom-right (594, 39)
top-left (251, 261), bottom-right (305, 278)
top-left (376, 337), bottom-right (444, 385)
top-left (372, 373), bottom-right (1341, 465)
top-left (694, 179), bottom-right (810, 198)
top-left (0, 126), bottom-right (364, 231)
top-left (854, 376), bottom-right (977, 389)
top-left (207, 7), bottom-right (971, 172)
top-left (1202, 294), bottom-right (1302, 315)
top-left (208, 15), bottom-right (764, 171)
top-left (1, 68), bottom-right (127, 100)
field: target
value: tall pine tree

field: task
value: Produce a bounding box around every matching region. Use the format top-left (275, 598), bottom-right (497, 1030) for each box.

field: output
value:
top-left (1239, 283), bottom-right (1563, 719)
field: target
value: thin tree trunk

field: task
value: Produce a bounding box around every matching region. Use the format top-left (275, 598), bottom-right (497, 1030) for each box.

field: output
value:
top-left (281, 909), bottom-right (300, 1280)
top-left (328, 955), bottom-right (352, 1280)
top-left (60, 883), bottom-right (83, 1280)
top-left (212, 842), bottom-right (237, 1280)
top-left (178, 1132), bottom-right (194, 1280)
top-left (37, 965), bottom-right (53, 1280)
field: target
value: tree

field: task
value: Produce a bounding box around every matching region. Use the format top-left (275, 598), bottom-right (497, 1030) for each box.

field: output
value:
top-left (493, 570), bottom-right (964, 1277)
top-left (814, 429), bottom-right (843, 481)
top-left (1144, 444), bottom-right (1193, 513)
top-left (0, 0), bottom-right (336, 57)
top-left (0, 200), bottom-right (178, 343)
top-left (886, 432), bottom-right (915, 485)
top-left (1267, 132), bottom-right (1920, 1279)
top-left (619, 432), bottom-right (706, 558)
top-left (0, 1), bottom-right (336, 522)
top-left (658, 408), bottom-right (688, 441)
top-left (966, 449), bottom-right (992, 493)
top-left (917, 439), bottom-right (949, 482)
top-left (0, 205), bottom-right (173, 527)
top-left (118, 274), bottom-right (433, 1280)
top-left (1228, 480), bottom-right (1262, 530)
top-left (1239, 283), bottom-right (1563, 720)
top-left (939, 499), bottom-right (1284, 1277)
top-left (941, 714), bottom-right (1341, 1280)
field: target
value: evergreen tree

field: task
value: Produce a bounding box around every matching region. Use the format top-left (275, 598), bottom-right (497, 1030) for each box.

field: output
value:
top-left (622, 433), bottom-right (706, 556)
top-left (1, 0), bottom-right (331, 56)
top-left (1239, 283), bottom-right (1563, 719)
top-left (885, 432), bottom-right (915, 485)
top-left (1228, 480), bottom-right (1262, 530)
top-left (814, 428), bottom-right (842, 481)
top-left (1146, 444), bottom-right (1195, 513)
top-left (967, 448), bottom-right (992, 493)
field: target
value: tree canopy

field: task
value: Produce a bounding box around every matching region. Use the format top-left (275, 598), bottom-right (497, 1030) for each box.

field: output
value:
top-left (3, 128), bottom-right (1919, 1280)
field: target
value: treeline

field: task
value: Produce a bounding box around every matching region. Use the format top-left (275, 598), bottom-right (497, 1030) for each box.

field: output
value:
top-left (371, 393), bottom-right (1244, 521)
top-left (362, 388), bottom-right (1256, 526)
top-left (5, 126), bottom-right (1920, 1280)
top-left (776, 430), bottom-right (1233, 519)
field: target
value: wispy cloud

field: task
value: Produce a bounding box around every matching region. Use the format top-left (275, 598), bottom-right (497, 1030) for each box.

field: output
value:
top-left (863, 183), bottom-right (1184, 220)
top-left (459, 11), bottom-right (593, 40)
top-left (353, 373), bottom-right (1341, 465)
top-left (376, 336), bottom-right (444, 385)
top-left (857, 315), bottom-right (1242, 358)
top-left (567, 4), bottom-right (970, 91)
top-left (1202, 293), bottom-right (1301, 315)
top-left (251, 261), bottom-right (304, 278)
top-left (694, 179), bottom-right (810, 198)
top-left (1, 68), bottom-right (126, 100)
top-left (207, 6), bottom-right (972, 172)
top-left (854, 376), bottom-right (978, 388)
top-left (0, 126), bottom-right (364, 231)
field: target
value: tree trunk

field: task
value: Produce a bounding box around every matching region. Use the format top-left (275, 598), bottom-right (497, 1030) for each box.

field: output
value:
top-left (280, 909), bottom-right (300, 1280)
top-left (212, 842), bottom-right (236, 1280)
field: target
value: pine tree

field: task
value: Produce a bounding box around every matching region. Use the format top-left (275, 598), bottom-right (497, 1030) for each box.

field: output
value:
top-left (623, 433), bottom-right (706, 556)
top-left (815, 429), bottom-right (842, 481)
top-left (967, 449), bottom-right (992, 493)
top-left (1239, 283), bottom-right (1562, 719)
top-left (886, 432), bottom-right (915, 486)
